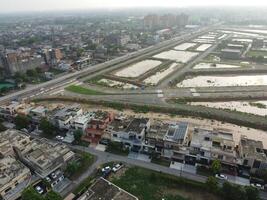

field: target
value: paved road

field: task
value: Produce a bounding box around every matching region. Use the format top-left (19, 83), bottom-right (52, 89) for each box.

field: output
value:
top-left (70, 145), bottom-right (267, 200)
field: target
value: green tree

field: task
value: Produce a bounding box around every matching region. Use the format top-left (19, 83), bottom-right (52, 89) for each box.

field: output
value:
top-left (26, 69), bottom-right (38, 77)
top-left (221, 182), bottom-right (247, 200)
top-left (205, 176), bottom-right (219, 193)
top-left (211, 159), bottom-right (221, 174)
top-left (14, 114), bottom-right (30, 130)
top-left (244, 186), bottom-right (260, 200)
top-left (74, 130), bottom-right (83, 144)
top-left (21, 187), bottom-right (43, 200)
top-left (39, 118), bottom-right (55, 136)
top-left (44, 191), bottom-right (63, 200)
top-left (65, 161), bottom-right (79, 176)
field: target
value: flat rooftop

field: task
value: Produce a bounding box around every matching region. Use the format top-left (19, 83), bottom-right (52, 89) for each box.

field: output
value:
top-left (125, 118), bottom-right (149, 134)
top-left (240, 136), bottom-right (267, 161)
top-left (77, 178), bottom-right (138, 200)
top-left (146, 119), bottom-right (169, 140)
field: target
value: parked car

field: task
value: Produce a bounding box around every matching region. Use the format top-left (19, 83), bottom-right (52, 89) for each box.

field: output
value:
top-left (250, 183), bottom-right (264, 190)
top-left (35, 186), bottom-right (44, 194)
top-left (45, 177), bottom-right (51, 182)
top-left (51, 172), bottom-right (57, 179)
top-left (101, 166), bottom-right (111, 173)
top-left (215, 174), bottom-right (228, 180)
top-left (56, 135), bottom-right (64, 140)
top-left (112, 163), bottom-right (123, 172)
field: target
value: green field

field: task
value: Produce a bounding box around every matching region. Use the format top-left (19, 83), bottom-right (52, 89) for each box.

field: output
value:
top-left (111, 167), bottom-right (220, 200)
top-left (0, 82), bottom-right (15, 90)
top-left (246, 50), bottom-right (267, 57)
top-left (65, 85), bottom-right (105, 95)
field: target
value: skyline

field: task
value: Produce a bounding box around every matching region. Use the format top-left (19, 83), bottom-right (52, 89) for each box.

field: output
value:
top-left (1, 0), bottom-right (267, 13)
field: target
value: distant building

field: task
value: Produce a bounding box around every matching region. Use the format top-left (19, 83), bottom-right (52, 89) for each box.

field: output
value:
top-left (221, 49), bottom-right (242, 59)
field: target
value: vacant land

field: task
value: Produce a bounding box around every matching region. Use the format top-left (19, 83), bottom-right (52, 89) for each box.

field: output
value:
top-left (111, 167), bottom-right (221, 200)
top-left (65, 85), bottom-right (105, 95)
top-left (247, 50), bottom-right (267, 57)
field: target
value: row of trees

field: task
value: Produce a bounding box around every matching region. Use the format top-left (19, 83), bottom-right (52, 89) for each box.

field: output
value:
top-left (14, 115), bottom-right (56, 136)
top-left (206, 177), bottom-right (260, 200)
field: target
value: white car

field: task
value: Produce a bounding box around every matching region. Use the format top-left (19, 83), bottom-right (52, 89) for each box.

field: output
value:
top-left (56, 135), bottom-right (64, 140)
top-left (101, 166), bottom-right (111, 173)
top-left (112, 163), bottom-right (123, 172)
top-left (45, 177), bottom-right (51, 182)
top-left (35, 186), bottom-right (44, 194)
top-left (51, 173), bottom-right (57, 179)
top-left (250, 183), bottom-right (264, 190)
top-left (215, 174), bottom-right (228, 180)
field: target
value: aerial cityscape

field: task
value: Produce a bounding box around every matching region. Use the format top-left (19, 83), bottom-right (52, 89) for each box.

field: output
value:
top-left (0, 1), bottom-right (267, 200)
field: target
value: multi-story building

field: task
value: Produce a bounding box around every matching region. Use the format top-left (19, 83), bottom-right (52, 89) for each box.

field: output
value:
top-left (52, 104), bottom-right (83, 130)
top-left (20, 138), bottom-right (75, 178)
top-left (238, 136), bottom-right (267, 171)
top-left (188, 128), bottom-right (237, 169)
top-left (106, 116), bottom-right (150, 152)
top-left (85, 111), bottom-right (114, 143)
top-left (0, 156), bottom-right (31, 200)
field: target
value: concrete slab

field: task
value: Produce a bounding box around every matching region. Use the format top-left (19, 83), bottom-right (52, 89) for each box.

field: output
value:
top-left (95, 144), bottom-right (107, 152)
top-left (170, 162), bottom-right (196, 174)
top-left (128, 152), bottom-right (151, 162)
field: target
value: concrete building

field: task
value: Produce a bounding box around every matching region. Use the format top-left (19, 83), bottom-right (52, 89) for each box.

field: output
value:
top-left (238, 136), bottom-right (267, 171)
top-left (71, 112), bottom-right (95, 131)
top-left (52, 104), bottom-right (83, 130)
top-left (0, 156), bottom-right (31, 200)
top-left (107, 116), bottom-right (150, 152)
top-left (20, 138), bottom-right (75, 178)
top-left (85, 111), bottom-right (114, 143)
top-left (221, 49), bottom-right (242, 59)
top-left (188, 128), bottom-right (237, 168)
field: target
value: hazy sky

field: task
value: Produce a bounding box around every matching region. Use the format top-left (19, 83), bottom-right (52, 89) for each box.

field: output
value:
top-left (1, 0), bottom-right (267, 12)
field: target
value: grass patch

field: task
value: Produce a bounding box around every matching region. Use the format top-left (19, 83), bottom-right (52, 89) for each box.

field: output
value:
top-left (106, 141), bottom-right (129, 156)
top-left (249, 102), bottom-right (266, 109)
top-left (72, 176), bottom-right (95, 195)
top-left (65, 151), bottom-right (95, 180)
top-left (247, 50), bottom-right (267, 57)
top-left (111, 167), bottom-right (211, 200)
top-left (65, 85), bottom-right (105, 95)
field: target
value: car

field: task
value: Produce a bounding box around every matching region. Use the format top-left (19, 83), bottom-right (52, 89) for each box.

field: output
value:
top-left (250, 183), bottom-right (264, 190)
top-left (101, 166), bottom-right (111, 173)
top-left (215, 174), bottom-right (228, 180)
top-left (51, 173), bottom-right (57, 179)
top-left (58, 175), bottom-right (64, 182)
top-left (35, 186), bottom-right (44, 194)
top-left (56, 135), bottom-right (64, 140)
top-left (112, 163), bottom-right (123, 172)
top-left (45, 177), bottom-right (51, 182)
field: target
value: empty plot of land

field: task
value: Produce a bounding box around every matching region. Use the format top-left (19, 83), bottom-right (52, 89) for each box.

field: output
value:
top-left (176, 75), bottom-right (267, 87)
top-left (232, 38), bottom-right (253, 43)
top-left (193, 63), bottom-right (241, 69)
top-left (98, 79), bottom-right (138, 89)
top-left (195, 44), bottom-right (212, 51)
top-left (114, 60), bottom-right (162, 78)
top-left (174, 43), bottom-right (197, 50)
top-left (190, 101), bottom-right (267, 116)
top-left (153, 50), bottom-right (198, 63)
top-left (193, 38), bottom-right (215, 43)
top-left (143, 63), bottom-right (180, 85)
